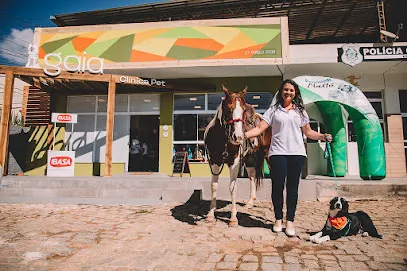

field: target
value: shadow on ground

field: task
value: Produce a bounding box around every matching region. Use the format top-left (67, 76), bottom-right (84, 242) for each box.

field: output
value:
top-left (170, 191), bottom-right (273, 229)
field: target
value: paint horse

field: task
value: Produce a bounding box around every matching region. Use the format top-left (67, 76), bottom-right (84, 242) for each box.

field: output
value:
top-left (204, 85), bottom-right (271, 226)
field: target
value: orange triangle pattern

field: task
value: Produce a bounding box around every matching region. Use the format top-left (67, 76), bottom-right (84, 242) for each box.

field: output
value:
top-left (38, 47), bottom-right (46, 59)
top-left (174, 38), bottom-right (224, 52)
top-left (72, 37), bottom-right (97, 52)
top-left (130, 50), bottom-right (174, 62)
top-left (205, 43), bottom-right (266, 59)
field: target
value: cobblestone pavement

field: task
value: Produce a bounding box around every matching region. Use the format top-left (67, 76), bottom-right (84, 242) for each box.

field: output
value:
top-left (0, 198), bottom-right (406, 271)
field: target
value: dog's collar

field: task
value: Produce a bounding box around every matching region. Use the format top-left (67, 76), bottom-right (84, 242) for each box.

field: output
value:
top-left (329, 216), bottom-right (349, 230)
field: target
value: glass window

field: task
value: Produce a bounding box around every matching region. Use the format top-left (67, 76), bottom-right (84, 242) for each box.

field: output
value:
top-left (115, 95), bottom-right (129, 112)
top-left (363, 91), bottom-right (382, 99)
top-left (400, 91), bottom-right (407, 113)
top-left (403, 117), bottom-right (407, 141)
top-left (174, 114), bottom-right (197, 141)
top-left (307, 122), bottom-right (319, 143)
top-left (173, 143), bottom-right (206, 162)
top-left (245, 92), bottom-right (273, 111)
top-left (198, 114), bottom-right (213, 140)
top-left (97, 95), bottom-right (128, 112)
top-left (208, 93), bottom-right (224, 110)
top-left (348, 122), bottom-right (357, 142)
top-left (370, 101), bottom-right (383, 119)
top-left (65, 114), bottom-right (96, 162)
top-left (97, 95), bottom-right (108, 112)
top-left (67, 96), bottom-right (96, 113)
top-left (129, 94), bottom-right (160, 112)
top-left (174, 94), bottom-right (205, 111)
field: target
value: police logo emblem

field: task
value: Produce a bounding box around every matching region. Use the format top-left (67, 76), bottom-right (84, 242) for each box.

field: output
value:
top-left (341, 44), bottom-right (363, 67)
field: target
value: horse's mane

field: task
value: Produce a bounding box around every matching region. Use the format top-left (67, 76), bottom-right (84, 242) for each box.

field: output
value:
top-left (204, 101), bottom-right (223, 139)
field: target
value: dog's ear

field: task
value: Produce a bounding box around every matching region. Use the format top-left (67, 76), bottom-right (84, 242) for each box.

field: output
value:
top-left (341, 198), bottom-right (349, 213)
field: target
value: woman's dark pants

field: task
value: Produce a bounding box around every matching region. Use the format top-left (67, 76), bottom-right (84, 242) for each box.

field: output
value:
top-left (270, 155), bottom-right (305, 222)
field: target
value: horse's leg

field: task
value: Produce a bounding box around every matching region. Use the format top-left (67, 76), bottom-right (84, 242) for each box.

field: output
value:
top-left (229, 157), bottom-right (240, 227)
top-left (246, 167), bottom-right (256, 208)
top-left (207, 164), bottom-right (221, 222)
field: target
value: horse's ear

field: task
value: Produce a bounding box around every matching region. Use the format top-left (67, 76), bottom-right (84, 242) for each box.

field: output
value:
top-left (240, 86), bottom-right (248, 96)
top-left (222, 84), bottom-right (230, 95)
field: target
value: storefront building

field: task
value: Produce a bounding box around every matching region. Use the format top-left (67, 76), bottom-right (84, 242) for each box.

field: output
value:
top-left (1, 0), bottom-right (405, 179)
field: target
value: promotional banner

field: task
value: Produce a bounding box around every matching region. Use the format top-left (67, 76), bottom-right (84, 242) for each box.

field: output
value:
top-left (292, 76), bottom-right (386, 180)
top-left (47, 150), bottom-right (75, 177)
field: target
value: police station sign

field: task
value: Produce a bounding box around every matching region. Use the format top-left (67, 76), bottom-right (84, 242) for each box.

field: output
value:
top-left (338, 44), bottom-right (407, 66)
top-left (362, 46), bottom-right (407, 60)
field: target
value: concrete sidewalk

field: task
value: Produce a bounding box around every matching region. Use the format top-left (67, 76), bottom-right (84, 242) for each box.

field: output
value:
top-left (0, 198), bottom-right (406, 270)
top-left (1, 173), bottom-right (406, 205)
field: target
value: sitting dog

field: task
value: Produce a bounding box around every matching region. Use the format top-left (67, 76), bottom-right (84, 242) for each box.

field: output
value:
top-left (309, 197), bottom-right (382, 244)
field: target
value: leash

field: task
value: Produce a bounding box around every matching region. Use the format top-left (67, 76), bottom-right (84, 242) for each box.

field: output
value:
top-left (324, 136), bottom-right (339, 188)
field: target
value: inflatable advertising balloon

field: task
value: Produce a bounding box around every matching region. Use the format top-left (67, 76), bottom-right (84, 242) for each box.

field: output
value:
top-left (293, 76), bottom-right (385, 180)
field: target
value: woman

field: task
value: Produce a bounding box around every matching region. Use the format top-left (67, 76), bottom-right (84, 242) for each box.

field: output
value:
top-left (245, 79), bottom-right (332, 237)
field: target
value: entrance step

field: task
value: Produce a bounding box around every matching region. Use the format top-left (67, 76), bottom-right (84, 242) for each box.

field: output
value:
top-left (0, 175), bottom-right (406, 205)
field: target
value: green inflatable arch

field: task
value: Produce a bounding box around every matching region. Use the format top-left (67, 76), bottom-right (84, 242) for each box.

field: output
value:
top-left (293, 76), bottom-right (386, 180)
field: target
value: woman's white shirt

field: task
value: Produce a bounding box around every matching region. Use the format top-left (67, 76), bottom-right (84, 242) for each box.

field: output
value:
top-left (262, 105), bottom-right (310, 157)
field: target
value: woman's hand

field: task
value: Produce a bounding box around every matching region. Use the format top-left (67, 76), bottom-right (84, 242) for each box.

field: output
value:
top-left (324, 133), bottom-right (333, 142)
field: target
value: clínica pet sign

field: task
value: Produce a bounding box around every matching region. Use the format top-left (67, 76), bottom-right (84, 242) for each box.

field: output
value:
top-left (47, 113), bottom-right (78, 177)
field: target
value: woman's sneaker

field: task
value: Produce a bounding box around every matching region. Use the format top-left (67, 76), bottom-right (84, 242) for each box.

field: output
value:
top-left (273, 219), bottom-right (283, 232)
top-left (285, 221), bottom-right (296, 237)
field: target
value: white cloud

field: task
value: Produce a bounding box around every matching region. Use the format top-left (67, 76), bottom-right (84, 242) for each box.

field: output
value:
top-left (0, 28), bottom-right (34, 65)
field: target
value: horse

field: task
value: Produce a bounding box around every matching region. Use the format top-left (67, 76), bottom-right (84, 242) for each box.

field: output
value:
top-left (204, 85), bottom-right (271, 226)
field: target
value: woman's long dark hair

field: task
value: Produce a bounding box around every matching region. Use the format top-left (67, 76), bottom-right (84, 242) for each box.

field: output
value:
top-left (273, 79), bottom-right (305, 116)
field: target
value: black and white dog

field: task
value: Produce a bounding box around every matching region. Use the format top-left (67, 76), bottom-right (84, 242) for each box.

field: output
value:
top-left (308, 197), bottom-right (382, 244)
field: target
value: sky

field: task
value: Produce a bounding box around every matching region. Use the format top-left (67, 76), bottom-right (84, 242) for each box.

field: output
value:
top-left (0, 0), bottom-right (164, 66)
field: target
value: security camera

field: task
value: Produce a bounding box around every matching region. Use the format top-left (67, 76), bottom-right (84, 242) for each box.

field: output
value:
top-left (380, 30), bottom-right (399, 39)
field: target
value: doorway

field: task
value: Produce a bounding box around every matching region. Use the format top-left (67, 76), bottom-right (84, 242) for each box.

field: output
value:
top-left (129, 115), bottom-right (159, 172)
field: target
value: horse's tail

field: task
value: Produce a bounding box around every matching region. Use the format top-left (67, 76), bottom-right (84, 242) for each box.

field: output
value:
top-left (254, 146), bottom-right (266, 189)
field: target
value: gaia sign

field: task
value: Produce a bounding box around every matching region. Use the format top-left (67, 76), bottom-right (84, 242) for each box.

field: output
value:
top-left (43, 52), bottom-right (104, 76)
top-left (293, 76), bottom-right (386, 180)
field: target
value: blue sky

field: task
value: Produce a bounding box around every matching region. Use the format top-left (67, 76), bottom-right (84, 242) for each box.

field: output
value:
top-left (0, 0), bottom-right (164, 66)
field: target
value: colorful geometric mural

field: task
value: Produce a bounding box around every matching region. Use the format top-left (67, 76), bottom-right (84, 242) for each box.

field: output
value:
top-left (38, 25), bottom-right (282, 64)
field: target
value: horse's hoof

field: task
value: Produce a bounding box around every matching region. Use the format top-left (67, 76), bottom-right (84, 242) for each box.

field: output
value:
top-left (206, 215), bottom-right (215, 222)
top-left (246, 202), bottom-right (254, 209)
top-left (229, 220), bottom-right (238, 227)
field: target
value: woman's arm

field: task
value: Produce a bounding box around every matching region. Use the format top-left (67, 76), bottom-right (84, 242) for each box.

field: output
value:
top-left (301, 123), bottom-right (332, 142)
top-left (245, 120), bottom-right (270, 139)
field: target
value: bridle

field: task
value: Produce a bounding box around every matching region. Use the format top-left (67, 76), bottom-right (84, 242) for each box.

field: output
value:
top-left (224, 118), bottom-right (244, 125)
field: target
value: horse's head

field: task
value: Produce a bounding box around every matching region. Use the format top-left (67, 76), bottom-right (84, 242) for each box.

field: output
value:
top-left (221, 85), bottom-right (247, 145)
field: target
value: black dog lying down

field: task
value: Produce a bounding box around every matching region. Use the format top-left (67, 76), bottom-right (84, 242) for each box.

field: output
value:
top-left (309, 197), bottom-right (382, 244)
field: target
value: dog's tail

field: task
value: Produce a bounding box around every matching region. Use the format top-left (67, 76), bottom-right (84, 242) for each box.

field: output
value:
top-left (356, 211), bottom-right (382, 239)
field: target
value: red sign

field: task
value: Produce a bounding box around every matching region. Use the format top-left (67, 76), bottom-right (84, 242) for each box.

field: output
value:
top-left (50, 156), bottom-right (73, 167)
top-left (56, 114), bottom-right (73, 122)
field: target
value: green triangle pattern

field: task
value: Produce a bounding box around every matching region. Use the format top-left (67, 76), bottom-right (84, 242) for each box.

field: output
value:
top-left (156, 27), bottom-right (209, 38)
top-left (100, 34), bottom-right (134, 62)
top-left (253, 33), bottom-right (282, 58)
top-left (85, 37), bottom-right (121, 57)
top-left (166, 45), bottom-right (217, 60)
top-left (55, 42), bottom-right (77, 60)
top-left (238, 27), bottom-right (280, 44)
top-left (41, 36), bottom-right (77, 54)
